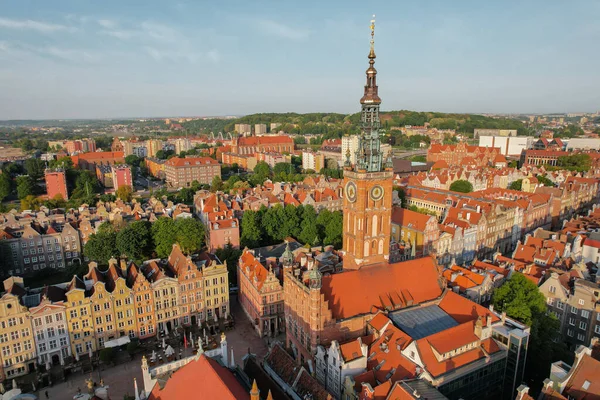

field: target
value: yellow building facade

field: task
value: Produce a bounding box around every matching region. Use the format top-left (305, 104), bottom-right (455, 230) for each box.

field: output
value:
top-left (65, 276), bottom-right (96, 357)
top-left (0, 278), bottom-right (35, 381)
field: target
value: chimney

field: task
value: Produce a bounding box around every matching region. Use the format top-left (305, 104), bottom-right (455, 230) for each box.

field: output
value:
top-left (515, 385), bottom-right (529, 400)
top-left (501, 312), bottom-right (506, 324)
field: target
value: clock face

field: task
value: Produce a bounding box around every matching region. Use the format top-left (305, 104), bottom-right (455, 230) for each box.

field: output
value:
top-left (370, 185), bottom-right (384, 201)
top-left (346, 181), bottom-right (357, 203)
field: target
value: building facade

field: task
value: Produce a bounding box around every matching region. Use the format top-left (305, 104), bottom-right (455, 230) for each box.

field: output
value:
top-left (164, 157), bottom-right (221, 188)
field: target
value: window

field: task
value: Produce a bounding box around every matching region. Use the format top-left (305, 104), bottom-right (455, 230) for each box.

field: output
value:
top-left (578, 299), bottom-right (585, 306)
top-left (75, 344), bottom-right (83, 354)
top-left (577, 333), bottom-right (585, 341)
top-left (38, 343), bottom-right (47, 353)
top-left (581, 310), bottom-right (590, 319)
top-left (70, 310), bottom-right (78, 319)
top-left (567, 329), bottom-right (574, 337)
top-left (60, 337), bottom-right (67, 347)
top-left (571, 306), bottom-right (578, 315)
top-left (580, 322), bottom-right (587, 330)
top-left (569, 318), bottom-right (576, 326)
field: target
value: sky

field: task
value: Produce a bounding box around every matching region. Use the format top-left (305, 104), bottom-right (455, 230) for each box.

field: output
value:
top-left (0, 0), bottom-right (599, 120)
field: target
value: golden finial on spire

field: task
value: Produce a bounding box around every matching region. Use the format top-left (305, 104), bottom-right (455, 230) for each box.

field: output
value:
top-left (369, 15), bottom-right (376, 60)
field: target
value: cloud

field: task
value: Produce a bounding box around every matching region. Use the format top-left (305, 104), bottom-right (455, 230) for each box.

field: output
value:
top-left (97, 19), bottom-right (117, 29)
top-left (0, 17), bottom-right (73, 33)
top-left (255, 19), bottom-right (310, 40)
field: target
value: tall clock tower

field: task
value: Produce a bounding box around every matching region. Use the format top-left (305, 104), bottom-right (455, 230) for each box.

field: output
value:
top-left (343, 17), bottom-right (394, 270)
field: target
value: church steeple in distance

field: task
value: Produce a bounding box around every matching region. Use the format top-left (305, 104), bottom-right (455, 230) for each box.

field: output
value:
top-left (355, 15), bottom-right (384, 173)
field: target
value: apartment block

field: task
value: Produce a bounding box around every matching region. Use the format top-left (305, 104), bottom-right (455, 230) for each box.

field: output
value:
top-left (254, 124), bottom-right (267, 135)
top-left (302, 150), bottom-right (325, 171)
top-left (164, 157), bottom-right (220, 188)
top-left (44, 169), bottom-right (68, 201)
top-left (112, 164), bottom-right (133, 190)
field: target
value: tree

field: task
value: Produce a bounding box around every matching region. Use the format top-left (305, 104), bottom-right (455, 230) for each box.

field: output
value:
top-left (509, 179), bottom-right (523, 191)
top-left (177, 187), bottom-right (194, 203)
top-left (44, 193), bottom-right (66, 209)
top-left (241, 210), bottom-right (262, 248)
top-left (116, 221), bottom-right (152, 260)
top-left (16, 176), bottom-right (36, 199)
top-left (21, 195), bottom-right (40, 211)
top-left (508, 160), bottom-right (519, 168)
top-left (298, 205), bottom-right (318, 245)
top-left (71, 171), bottom-right (100, 201)
top-left (116, 185), bottom-right (133, 202)
top-left (316, 209), bottom-right (344, 248)
top-left (0, 172), bottom-right (12, 201)
top-left (49, 156), bottom-right (74, 171)
top-left (536, 175), bottom-right (554, 187)
top-left (99, 347), bottom-right (115, 364)
top-left (493, 273), bottom-right (570, 388)
top-left (556, 154), bottom-right (591, 172)
top-left (152, 217), bottom-right (177, 258)
top-left (125, 154), bottom-right (142, 167)
top-left (394, 186), bottom-right (406, 208)
top-left (211, 176), bottom-right (223, 192)
top-left (25, 158), bottom-right (45, 180)
top-left (449, 180), bottom-right (473, 193)
top-left (174, 218), bottom-right (205, 254)
top-left (84, 225), bottom-right (118, 264)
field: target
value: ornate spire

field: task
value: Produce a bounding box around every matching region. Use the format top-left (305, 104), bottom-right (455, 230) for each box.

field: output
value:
top-left (369, 15), bottom-right (376, 61)
top-left (356, 15), bottom-right (383, 172)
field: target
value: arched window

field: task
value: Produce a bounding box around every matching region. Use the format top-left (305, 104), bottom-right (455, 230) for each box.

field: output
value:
top-left (364, 241), bottom-right (370, 257)
top-left (372, 215), bottom-right (378, 235)
top-left (378, 239), bottom-right (384, 254)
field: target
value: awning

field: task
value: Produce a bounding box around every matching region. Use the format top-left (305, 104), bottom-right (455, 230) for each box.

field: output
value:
top-left (103, 336), bottom-right (131, 348)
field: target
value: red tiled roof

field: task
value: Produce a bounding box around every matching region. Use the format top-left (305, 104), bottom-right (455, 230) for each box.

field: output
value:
top-left (438, 291), bottom-right (499, 325)
top-left (148, 355), bottom-right (248, 400)
top-left (238, 135), bottom-right (293, 146)
top-left (391, 207), bottom-right (434, 233)
top-left (564, 354), bottom-right (600, 399)
top-left (164, 157), bottom-right (219, 167)
top-left (320, 258), bottom-right (443, 320)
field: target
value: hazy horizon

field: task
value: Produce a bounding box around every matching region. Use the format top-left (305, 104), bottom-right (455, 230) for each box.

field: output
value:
top-left (1, 0), bottom-right (599, 120)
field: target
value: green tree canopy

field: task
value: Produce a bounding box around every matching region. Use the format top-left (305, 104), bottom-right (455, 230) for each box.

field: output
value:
top-left (509, 179), bottom-right (523, 191)
top-left (125, 154), bottom-right (142, 167)
top-left (211, 176), bottom-right (223, 192)
top-left (116, 185), bottom-right (133, 202)
top-left (536, 175), bottom-right (554, 187)
top-left (493, 273), bottom-right (571, 388)
top-left (116, 220), bottom-right (152, 261)
top-left (84, 226), bottom-right (118, 264)
top-left (25, 158), bottom-right (45, 180)
top-left (0, 172), bottom-right (12, 201)
top-left (240, 210), bottom-right (262, 248)
top-left (298, 205), bottom-right (318, 245)
top-left (556, 154), bottom-right (591, 172)
top-left (151, 217), bottom-right (177, 258)
top-left (174, 218), bottom-right (205, 254)
top-left (449, 179), bottom-right (473, 193)
top-left (16, 175), bottom-right (36, 199)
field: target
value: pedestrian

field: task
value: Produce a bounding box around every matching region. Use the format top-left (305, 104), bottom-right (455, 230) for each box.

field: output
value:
top-left (45, 391), bottom-right (49, 399)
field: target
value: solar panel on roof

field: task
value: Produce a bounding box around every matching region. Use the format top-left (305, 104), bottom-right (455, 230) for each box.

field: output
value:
top-left (389, 305), bottom-right (458, 339)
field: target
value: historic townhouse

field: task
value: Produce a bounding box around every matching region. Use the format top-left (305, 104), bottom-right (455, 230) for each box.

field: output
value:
top-left (85, 260), bottom-right (138, 348)
top-left (201, 256), bottom-right (230, 321)
top-left (238, 247), bottom-right (287, 337)
top-left (539, 274), bottom-right (600, 349)
top-left (0, 278), bottom-right (35, 381)
top-left (128, 263), bottom-right (156, 339)
top-left (167, 244), bottom-right (205, 326)
top-left (142, 260), bottom-right (180, 334)
top-left (65, 276), bottom-right (96, 357)
top-left (0, 221), bottom-right (82, 275)
top-left (29, 286), bottom-right (71, 366)
top-left (390, 207), bottom-right (439, 259)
